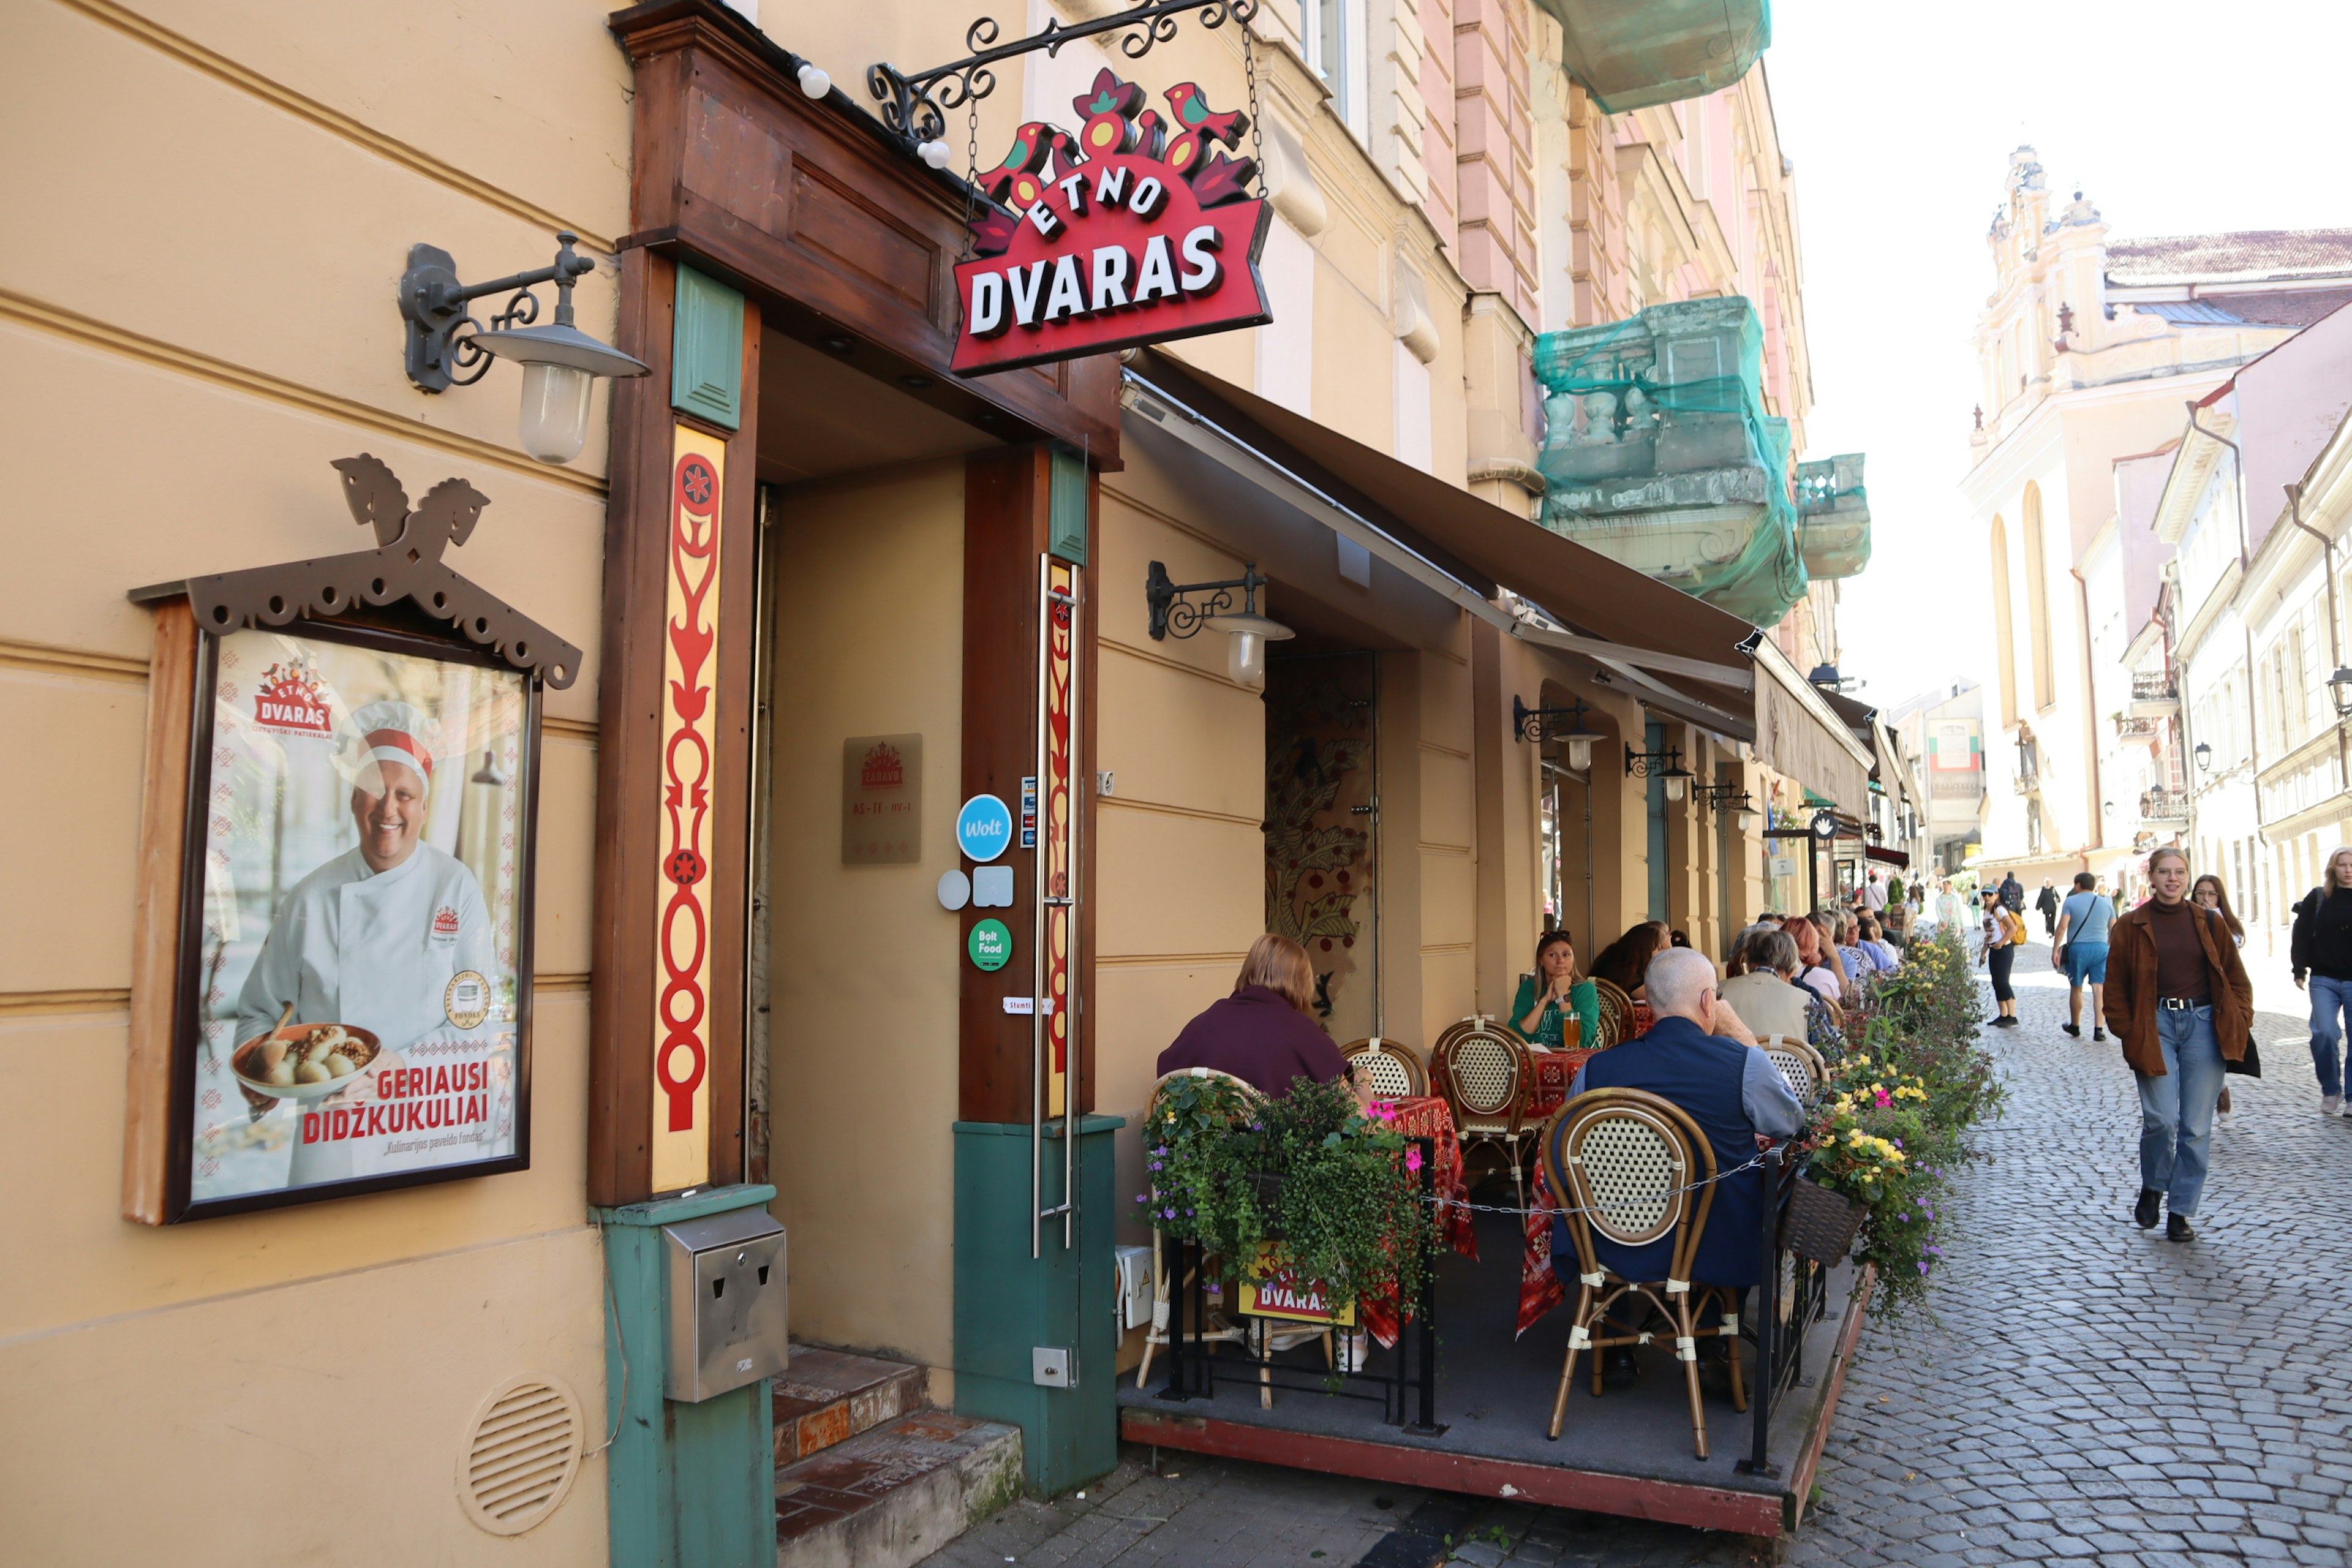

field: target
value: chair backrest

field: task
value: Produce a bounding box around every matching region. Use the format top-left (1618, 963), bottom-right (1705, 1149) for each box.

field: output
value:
top-left (1588, 978), bottom-right (1633, 1052)
top-left (1341, 1036), bottom-right (1428, 1099)
top-left (1758, 1038), bottom-right (1823, 1106)
top-left (1432, 1022), bottom-right (1528, 1130)
top-left (1539, 1088), bottom-right (1717, 1283)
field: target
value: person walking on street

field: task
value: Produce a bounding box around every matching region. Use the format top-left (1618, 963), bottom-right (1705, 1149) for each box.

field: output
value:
top-left (2034, 878), bottom-right (2060, 937)
top-left (2103, 846), bottom-right (2253, 1243)
top-left (1980, 885), bottom-right (2022, 1027)
top-left (2289, 846), bottom-right (2352, 1118)
top-left (2050, 871), bottom-right (2113, 1041)
top-left (2000, 870), bottom-right (2025, 917)
top-left (2190, 875), bottom-right (2245, 1124)
top-left (1936, 878), bottom-right (1967, 941)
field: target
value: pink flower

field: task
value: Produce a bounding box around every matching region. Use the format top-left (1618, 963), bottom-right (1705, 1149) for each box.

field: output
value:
top-left (1405, 1146), bottom-right (1424, 1173)
top-left (1874, 1089), bottom-right (1893, 1109)
top-left (1371, 1101), bottom-right (1398, 1123)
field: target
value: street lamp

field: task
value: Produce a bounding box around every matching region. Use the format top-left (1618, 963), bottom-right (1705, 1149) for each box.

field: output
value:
top-left (1512, 696), bottom-right (1604, 772)
top-left (1625, 744), bottom-right (1694, 802)
top-left (2193, 739), bottom-right (2213, 772)
top-left (2330, 666), bottom-right (2352, 719)
top-left (1144, 560), bottom-right (1294, 687)
top-left (399, 233), bottom-right (650, 465)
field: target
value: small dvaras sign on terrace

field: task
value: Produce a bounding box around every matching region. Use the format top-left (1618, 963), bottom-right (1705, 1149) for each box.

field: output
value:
top-left (952, 68), bottom-right (1270, 376)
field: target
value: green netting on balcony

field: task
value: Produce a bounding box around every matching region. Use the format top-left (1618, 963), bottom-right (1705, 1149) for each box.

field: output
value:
top-left (1532, 298), bottom-right (1806, 628)
top-left (1531, 0), bottom-right (1771, 114)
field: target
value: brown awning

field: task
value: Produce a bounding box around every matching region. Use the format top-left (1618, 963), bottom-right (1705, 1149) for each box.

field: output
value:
top-left (1129, 352), bottom-right (1758, 708)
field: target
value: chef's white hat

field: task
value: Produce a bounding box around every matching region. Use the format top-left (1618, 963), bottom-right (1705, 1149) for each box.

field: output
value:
top-left (347, 699), bottom-right (442, 790)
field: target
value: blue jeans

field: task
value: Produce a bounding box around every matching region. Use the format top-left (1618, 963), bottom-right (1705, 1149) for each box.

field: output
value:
top-left (2136, 1006), bottom-right (2226, 1216)
top-left (2310, 974), bottom-right (2352, 1096)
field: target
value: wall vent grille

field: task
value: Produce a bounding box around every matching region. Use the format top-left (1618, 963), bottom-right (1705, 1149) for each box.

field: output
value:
top-left (457, 1375), bottom-right (582, 1536)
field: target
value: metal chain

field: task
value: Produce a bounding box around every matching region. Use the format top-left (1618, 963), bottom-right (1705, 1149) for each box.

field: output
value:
top-left (958, 104), bottom-right (982, 262)
top-left (1420, 1149), bottom-right (1775, 1221)
top-left (1242, 21), bottom-right (1265, 197)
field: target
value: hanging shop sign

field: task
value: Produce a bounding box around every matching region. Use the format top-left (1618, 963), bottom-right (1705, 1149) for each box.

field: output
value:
top-left (951, 69), bottom-right (1270, 377)
top-left (127, 454), bottom-right (576, 1221)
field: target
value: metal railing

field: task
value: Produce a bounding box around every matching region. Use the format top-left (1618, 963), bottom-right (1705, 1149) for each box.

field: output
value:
top-left (2013, 771), bottom-right (2041, 796)
top-left (1739, 1149), bottom-right (1830, 1478)
top-left (2140, 786), bottom-right (2189, 821)
top-left (2115, 714), bottom-right (2159, 741)
top-left (2132, 674), bottom-right (2179, 702)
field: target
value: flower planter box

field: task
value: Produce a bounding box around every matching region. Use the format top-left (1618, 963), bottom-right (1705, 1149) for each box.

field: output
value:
top-left (1781, 1175), bottom-right (1867, 1264)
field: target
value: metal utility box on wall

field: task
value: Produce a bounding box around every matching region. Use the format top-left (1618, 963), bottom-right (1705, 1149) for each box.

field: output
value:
top-left (663, 1208), bottom-right (789, 1403)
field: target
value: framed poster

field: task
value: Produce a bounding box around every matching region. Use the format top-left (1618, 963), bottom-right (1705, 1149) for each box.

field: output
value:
top-left (167, 615), bottom-right (540, 1218)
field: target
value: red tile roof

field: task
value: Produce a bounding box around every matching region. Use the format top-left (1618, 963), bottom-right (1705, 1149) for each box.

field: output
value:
top-left (2106, 229), bottom-right (2352, 285)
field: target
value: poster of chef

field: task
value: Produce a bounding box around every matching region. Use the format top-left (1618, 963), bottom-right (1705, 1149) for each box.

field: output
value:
top-left (183, 622), bottom-right (535, 1210)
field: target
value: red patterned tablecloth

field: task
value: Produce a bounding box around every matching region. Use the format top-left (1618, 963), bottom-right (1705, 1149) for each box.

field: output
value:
top-left (1517, 1159), bottom-right (1570, 1337)
top-left (1522, 1047), bottom-right (1596, 1122)
top-left (1357, 1095), bottom-right (1477, 1348)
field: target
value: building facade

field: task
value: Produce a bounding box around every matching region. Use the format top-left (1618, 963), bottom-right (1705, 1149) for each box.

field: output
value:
top-left (1962, 143), bottom-right (2352, 890)
top-left (3, 2), bottom-right (1887, 1562)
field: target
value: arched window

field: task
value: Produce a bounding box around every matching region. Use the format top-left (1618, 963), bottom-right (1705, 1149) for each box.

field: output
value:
top-left (1990, 514), bottom-right (2018, 725)
top-left (2023, 483), bottom-right (2054, 709)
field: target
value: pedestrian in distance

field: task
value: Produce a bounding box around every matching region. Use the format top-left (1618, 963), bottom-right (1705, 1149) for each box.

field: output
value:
top-left (1980, 885), bottom-right (2024, 1027)
top-left (2035, 877), bottom-right (2060, 936)
top-left (2288, 846), bottom-right (2352, 1118)
top-left (2051, 870), bottom-right (2113, 1042)
top-left (2000, 870), bottom-right (2026, 916)
top-left (2190, 875), bottom-right (2245, 1124)
top-left (2102, 846), bottom-right (2253, 1243)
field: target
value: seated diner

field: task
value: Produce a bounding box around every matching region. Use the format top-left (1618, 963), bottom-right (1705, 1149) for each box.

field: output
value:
top-left (1716, 929), bottom-right (1815, 1045)
top-left (1589, 921), bottom-right (1672, 1001)
top-left (1158, 933), bottom-right (1366, 1102)
top-left (1512, 929), bottom-right (1599, 1051)
top-left (1560, 948), bottom-right (1805, 1299)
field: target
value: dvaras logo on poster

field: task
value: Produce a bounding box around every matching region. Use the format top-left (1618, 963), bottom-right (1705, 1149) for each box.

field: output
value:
top-left (861, 742), bottom-right (905, 791)
top-left (252, 659), bottom-right (333, 734)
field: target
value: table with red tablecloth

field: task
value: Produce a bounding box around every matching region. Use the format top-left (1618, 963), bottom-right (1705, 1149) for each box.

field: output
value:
top-left (1357, 1095), bottom-right (1477, 1348)
top-left (1521, 1047), bottom-right (1596, 1123)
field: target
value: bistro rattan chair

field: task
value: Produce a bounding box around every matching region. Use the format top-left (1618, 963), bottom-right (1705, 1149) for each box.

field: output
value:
top-left (1759, 1038), bottom-right (1828, 1108)
top-left (1538, 1088), bottom-right (1746, 1459)
top-left (1341, 1036), bottom-right (1428, 1100)
top-left (1431, 1017), bottom-right (1534, 1212)
top-left (1588, 978), bottom-right (1634, 1052)
top-left (1135, 1068), bottom-right (1259, 1390)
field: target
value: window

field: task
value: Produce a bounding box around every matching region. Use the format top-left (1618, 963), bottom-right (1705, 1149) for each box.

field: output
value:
top-left (1991, 515), bottom-right (2018, 724)
top-left (2022, 484), bottom-right (2054, 710)
top-left (1300, 0), bottom-right (1361, 139)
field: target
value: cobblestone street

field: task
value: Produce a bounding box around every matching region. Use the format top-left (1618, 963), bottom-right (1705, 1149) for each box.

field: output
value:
top-left (925, 941), bottom-right (2352, 1567)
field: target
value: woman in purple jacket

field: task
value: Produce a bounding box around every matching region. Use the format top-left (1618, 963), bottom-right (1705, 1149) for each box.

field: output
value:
top-left (1158, 935), bottom-right (1365, 1102)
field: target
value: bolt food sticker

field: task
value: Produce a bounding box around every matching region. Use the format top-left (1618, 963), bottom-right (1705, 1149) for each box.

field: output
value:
top-left (951, 68), bottom-right (1271, 375)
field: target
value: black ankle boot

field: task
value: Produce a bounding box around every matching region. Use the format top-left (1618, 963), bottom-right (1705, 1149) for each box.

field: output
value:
top-left (2135, 1189), bottom-right (2161, 1229)
top-left (2167, 1212), bottom-right (2195, 1243)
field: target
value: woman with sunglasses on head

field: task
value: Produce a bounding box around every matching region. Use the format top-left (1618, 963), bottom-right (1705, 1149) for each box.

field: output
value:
top-left (1512, 929), bottom-right (1599, 1052)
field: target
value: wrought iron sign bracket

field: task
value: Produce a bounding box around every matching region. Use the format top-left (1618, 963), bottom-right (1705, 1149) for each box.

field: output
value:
top-left (399, 233), bottom-right (597, 393)
top-left (869, 0), bottom-right (1261, 148)
top-left (1623, 745), bottom-right (1688, 781)
top-left (1146, 559), bottom-right (1265, 641)
top-left (1512, 695), bottom-right (1594, 745)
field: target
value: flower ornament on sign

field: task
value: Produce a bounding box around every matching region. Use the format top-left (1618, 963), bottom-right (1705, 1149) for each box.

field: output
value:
top-left (951, 68), bottom-right (1270, 375)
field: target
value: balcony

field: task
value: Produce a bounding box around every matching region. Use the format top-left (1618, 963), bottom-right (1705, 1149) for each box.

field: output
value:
top-left (1534, 299), bottom-right (1808, 627)
top-left (2140, 786), bottom-right (2189, 823)
top-left (1796, 454), bottom-right (1872, 580)
top-left (1532, 0), bottom-right (1768, 113)
top-left (2114, 714), bottom-right (2160, 744)
top-left (2130, 674), bottom-right (2180, 718)
top-left (2013, 770), bottom-right (2041, 796)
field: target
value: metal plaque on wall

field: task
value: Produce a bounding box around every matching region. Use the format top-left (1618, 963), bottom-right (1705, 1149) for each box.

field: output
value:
top-left (843, 734), bottom-right (922, 864)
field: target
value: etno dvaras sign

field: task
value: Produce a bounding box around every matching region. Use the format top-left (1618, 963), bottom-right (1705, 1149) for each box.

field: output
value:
top-left (952, 69), bottom-right (1271, 376)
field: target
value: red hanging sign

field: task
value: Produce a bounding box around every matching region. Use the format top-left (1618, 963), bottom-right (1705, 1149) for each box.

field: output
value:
top-left (952, 69), bottom-right (1272, 377)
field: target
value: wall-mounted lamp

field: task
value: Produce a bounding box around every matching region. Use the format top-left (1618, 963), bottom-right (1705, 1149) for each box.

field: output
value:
top-left (399, 232), bottom-right (650, 464)
top-left (2330, 666), bottom-right (2352, 718)
top-left (1144, 560), bottom-right (1294, 686)
top-left (2193, 739), bottom-right (2213, 772)
top-left (1625, 744), bottom-right (1694, 802)
top-left (1512, 696), bottom-right (1604, 772)
top-left (1697, 783), bottom-right (1760, 829)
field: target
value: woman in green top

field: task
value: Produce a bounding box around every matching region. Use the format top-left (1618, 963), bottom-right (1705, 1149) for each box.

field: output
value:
top-left (1512, 930), bottom-right (1599, 1051)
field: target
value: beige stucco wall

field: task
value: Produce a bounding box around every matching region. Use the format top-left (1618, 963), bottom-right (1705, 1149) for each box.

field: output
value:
top-left (762, 462), bottom-right (966, 1378)
top-left (0, 4), bottom-right (626, 1560)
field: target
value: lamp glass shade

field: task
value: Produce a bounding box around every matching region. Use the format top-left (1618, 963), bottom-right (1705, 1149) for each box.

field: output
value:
top-left (1564, 734), bottom-right (1594, 772)
top-left (2331, 666), bottom-right (2352, 715)
top-left (1204, 612), bottom-right (1292, 688)
top-left (518, 361), bottom-right (595, 464)
top-left (1664, 774), bottom-right (1686, 802)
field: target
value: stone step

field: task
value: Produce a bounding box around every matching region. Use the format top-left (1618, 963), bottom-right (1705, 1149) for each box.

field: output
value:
top-left (774, 1411), bottom-right (1023, 1568)
top-left (772, 1344), bottom-right (930, 1465)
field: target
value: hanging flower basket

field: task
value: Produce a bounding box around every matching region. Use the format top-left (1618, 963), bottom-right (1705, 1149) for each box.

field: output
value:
top-left (1781, 1175), bottom-right (1866, 1264)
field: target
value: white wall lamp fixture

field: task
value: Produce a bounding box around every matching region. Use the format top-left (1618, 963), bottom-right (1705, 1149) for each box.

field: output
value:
top-left (1144, 560), bottom-right (1293, 686)
top-left (399, 232), bottom-right (650, 465)
top-left (1626, 743), bottom-right (1694, 802)
top-left (1512, 695), bottom-right (1604, 772)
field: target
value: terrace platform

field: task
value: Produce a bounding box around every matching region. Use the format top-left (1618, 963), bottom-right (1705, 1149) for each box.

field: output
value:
top-left (1118, 1210), bottom-right (1874, 1538)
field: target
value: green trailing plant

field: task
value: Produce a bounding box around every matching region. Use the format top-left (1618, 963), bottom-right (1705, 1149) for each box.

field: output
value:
top-left (1800, 930), bottom-right (2001, 1317)
top-left (1138, 1076), bottom-right (1439, 1319)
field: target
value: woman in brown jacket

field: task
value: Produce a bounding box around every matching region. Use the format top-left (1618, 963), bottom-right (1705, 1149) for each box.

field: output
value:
top-left (2101, 847), bottom-right (2253, 1242)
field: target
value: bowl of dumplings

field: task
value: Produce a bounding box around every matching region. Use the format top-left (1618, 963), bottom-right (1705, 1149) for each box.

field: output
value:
top-left (232, 1023), bottom-right (383, 1101)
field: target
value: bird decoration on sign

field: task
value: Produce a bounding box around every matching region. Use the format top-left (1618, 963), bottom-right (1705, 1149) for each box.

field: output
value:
top-left (171, 455), bottom-right (582, 686)
top-left (952, 66), bottom-right (1272, 375)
